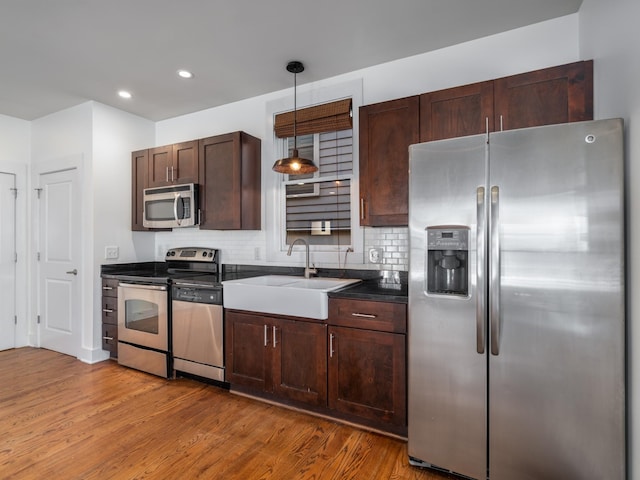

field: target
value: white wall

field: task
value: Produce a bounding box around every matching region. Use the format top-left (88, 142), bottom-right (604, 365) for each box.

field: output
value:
top-left (154, 14), bottom-right (580, 269)
top-left (31, 103), bottom-right (94, 358)
top-left (30, 102), bottom-right (156, 363)
top-left (92, 102), bottom-right (155, 360)
top-left (579, 0), bottom-right (640, 476)
top-left (0, 114), bottom-right (30, 347)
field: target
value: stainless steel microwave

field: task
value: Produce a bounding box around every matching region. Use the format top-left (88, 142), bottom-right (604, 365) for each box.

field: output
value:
top-left (143, 183), bottom-right (199, 228)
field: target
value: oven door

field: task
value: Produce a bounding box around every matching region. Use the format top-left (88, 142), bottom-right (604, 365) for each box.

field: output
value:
top-left (118, 283), bottom-right (168, 351)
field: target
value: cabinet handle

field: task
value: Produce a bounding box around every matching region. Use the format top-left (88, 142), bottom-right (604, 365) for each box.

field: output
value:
top-left (102, 336), bottom-right (114, 341)
top-left (264, 324), bottom-right (268, 347)
top-left (171, 166), bottom-right (175, 182)
top-left (360, 198), bottom-right (365, 220)
top-left (499, 114), bottom-right (504, 132)
top-left (351, 312), bottom-right (377, 319)
top-left (102, 286), bottom-right (113, 291)
top-left (329, 333), bottom-right (335, 358)
top-left (273, 326), bottom-right (277, 348)
top-left (102, 308), bottom-right (114, 313)
top-left (166, 166), bottom-right (169, 183)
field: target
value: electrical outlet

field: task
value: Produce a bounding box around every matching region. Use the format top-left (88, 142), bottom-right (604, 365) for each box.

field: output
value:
top-left (368, 248), bottom-right (383, 264)
top-left (105, 246), bottom-right (119, 260)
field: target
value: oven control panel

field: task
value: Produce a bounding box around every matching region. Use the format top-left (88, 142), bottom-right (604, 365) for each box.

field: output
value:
top-left (166, 247), bottom-right (218, 263)
top-left (172, 285), bottom-right (222, 305)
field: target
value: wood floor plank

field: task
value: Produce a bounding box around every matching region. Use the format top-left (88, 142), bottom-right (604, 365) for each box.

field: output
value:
top-left (0, 348), bottom-right (455, 479)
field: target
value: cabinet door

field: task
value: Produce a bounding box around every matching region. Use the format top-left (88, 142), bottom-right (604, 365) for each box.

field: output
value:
top-left (272, 319), bottom-right (327, 407)
top-left (131, 149), bottom-right (149, 231)
top-left (225, 311), bottom-right (270, 390)
top-left (199, 132), bottom-right (261, 230)
top-left (147, 141), bottom-right (199, 187)
top-left (494, 60), bottom-right (593, 131)
top-left (359, 96), bottom-right (419, 226)
top-left (172, 140), bottom-right (199, 184)
top-left (148, 145), bottom-right (173, 187)
top-left (328, 326), bottom-right (406, 427)
top-left (420, 81), bottom-right (494, 142)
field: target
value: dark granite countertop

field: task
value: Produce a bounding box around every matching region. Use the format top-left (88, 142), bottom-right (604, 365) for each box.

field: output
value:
top-left (327, 278), bottom-right (408, 304)
top-left (101, 262), bottom-right (408, 303)
top-left (221, 265), bottom-right (408, 303)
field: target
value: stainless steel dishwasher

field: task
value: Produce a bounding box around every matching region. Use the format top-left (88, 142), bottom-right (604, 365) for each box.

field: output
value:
top-left (171, 282), bottom-right (225, 382)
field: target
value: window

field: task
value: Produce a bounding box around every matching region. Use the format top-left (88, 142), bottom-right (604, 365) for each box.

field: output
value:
top-left (282, 129), bottom-right (353, 246)
top-left (265, 78), bottom-right (363, 265)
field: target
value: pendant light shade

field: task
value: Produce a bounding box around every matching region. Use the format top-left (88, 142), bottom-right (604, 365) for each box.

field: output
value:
top-left (272, 61), bottom-right (318, 175)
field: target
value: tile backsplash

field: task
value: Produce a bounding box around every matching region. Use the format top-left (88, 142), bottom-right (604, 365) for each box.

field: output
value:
top-left (363, 227), bottom-right (408, 271)
top-left (156, 226), bottom-right (408, 272)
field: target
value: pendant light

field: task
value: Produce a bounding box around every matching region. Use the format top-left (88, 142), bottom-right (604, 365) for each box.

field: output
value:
top-left (272, 61), bottom-right (318, 174)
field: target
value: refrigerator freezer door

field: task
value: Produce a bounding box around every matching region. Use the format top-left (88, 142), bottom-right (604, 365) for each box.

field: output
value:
top-left (408, 134), bottom-right (488, 480)
top-left (488, 119), bottom-right (625, 480)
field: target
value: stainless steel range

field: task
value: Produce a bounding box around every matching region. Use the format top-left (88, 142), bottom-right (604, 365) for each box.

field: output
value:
top-left (116, 247), bottom-right (222, 379)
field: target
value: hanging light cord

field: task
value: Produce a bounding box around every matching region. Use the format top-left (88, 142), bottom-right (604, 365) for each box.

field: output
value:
top-left (293, 69), bottom-right (297, 154)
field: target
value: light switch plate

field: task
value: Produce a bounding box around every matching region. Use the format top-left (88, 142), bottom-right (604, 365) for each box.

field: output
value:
top-left (105, 246), bottom-right (119, 260)
top-left (368, 248), bottom-right (383, 264)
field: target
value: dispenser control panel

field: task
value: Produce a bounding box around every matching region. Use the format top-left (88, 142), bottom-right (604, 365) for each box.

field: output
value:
top-left (427, 228), bottom-right (468, 250)
top-left (426, 226), bottom-right (469, 297)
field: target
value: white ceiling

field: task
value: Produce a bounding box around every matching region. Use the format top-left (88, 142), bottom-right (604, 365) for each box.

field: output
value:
top-left (0, 0), bottom-right (583, 121)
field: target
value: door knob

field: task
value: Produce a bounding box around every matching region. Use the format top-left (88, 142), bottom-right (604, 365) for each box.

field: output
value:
top-left (66, 269), bottom-right (78, 275)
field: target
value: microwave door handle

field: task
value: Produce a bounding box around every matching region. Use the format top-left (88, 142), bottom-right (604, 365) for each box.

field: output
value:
top-left (173, 194), bottom-right (181, 226)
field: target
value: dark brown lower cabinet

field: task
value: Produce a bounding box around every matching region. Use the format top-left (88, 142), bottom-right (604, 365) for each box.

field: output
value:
top-left (225, 310), bottom-right (327, 407)
top-left (272, 318), bottom-right (327, 406)
top-left (226, 298), bottom-right (408, 436)
top-left (101, 278), bottom-right (118, 358)
top-left (225, 311), bottom-right (269, 390)
top-left (328, 325), bottom-right (406, 432)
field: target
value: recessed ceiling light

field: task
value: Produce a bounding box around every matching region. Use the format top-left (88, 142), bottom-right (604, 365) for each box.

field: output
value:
top-left (177, 69), bottom-right (194, 79)
top-left (118, 90), bottom-right (132, 99)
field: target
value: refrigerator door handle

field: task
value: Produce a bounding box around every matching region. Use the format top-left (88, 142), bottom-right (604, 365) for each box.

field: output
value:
top-left (476, 186), bottom-right (486, 354)
top-left (490, 185), bottom-right (501, 355)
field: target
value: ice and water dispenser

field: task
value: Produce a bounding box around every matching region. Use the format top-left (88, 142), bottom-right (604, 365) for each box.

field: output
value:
top-left (426, 226), bottom-right (469, 296)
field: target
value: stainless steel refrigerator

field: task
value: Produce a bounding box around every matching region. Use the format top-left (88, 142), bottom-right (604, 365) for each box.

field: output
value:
top-left (407, 118), bottom-right (626, 480)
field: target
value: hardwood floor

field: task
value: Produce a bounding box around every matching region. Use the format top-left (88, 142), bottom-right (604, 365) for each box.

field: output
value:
top-left (0, 348), bottom-right (455, 480)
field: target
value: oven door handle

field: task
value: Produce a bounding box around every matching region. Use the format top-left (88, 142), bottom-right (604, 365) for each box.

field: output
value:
top-left (172, 282), bottom-right (220, 290)
top-left (119, 283), bottom-right (167, 291)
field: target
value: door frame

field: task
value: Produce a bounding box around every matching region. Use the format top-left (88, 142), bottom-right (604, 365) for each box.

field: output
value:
top-left (0, 164), bottom-right (27, 349)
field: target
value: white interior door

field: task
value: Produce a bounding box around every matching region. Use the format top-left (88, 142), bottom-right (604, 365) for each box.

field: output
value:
top-left (37, 167), bottom-right (81, 357)
top-left (0, 172), bottom-right (16, 351)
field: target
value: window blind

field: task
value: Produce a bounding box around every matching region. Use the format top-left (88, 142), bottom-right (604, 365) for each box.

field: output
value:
top-left (274, 98), bottom-right (352, 138)
top-left (285, 130), bottom-right (352, 237)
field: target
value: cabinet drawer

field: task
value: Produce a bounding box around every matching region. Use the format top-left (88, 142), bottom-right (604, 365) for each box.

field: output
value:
top-left (102, 296), bottom-right (118, 325)
top-left (102, 278), bottom-right (118, 297)
top-left (328, 298), bottom-right (406, 333)
top-left (102, 323), bottom-right (118, 358)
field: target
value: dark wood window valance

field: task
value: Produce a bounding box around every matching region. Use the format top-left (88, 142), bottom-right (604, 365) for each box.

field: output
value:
top-left (274, 98), bottom-right (352, 138)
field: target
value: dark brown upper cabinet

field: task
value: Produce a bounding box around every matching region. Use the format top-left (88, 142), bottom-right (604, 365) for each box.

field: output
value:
top-left (359, 96), bottom-right (420, 227)
top-left (148, 140), bottom-right (199, 188)
top-left (199, 131), bottom-right (261, 230)
top-left (493, 60), bottom-right (593, 131)
top-left (131, 148), bottom-right (149, 231)
top-left (420, 60), bottom-right (593, 142)
top-left (420, 81), bottom-right (495, 142)
top-left (359, 60), bottom-right (594, 227)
